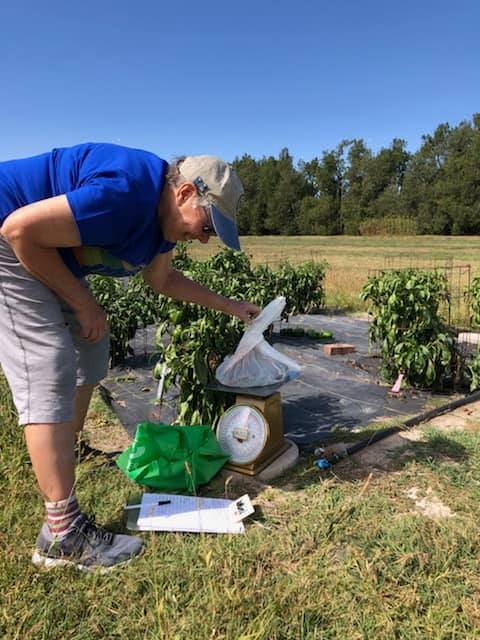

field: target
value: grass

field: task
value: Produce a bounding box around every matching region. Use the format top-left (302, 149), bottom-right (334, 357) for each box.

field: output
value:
top-left (3, 235), bottom-right (480, 638)
top-left (190, 235), bottom-right (480, 318)
top-left (3, 373), bottom-right (480, 639)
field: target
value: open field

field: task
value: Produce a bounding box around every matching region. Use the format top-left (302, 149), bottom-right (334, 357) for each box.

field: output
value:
top-left (190, 235), bottom-right (480, 314)
top-left (3, 380), bottom-right (480, 638)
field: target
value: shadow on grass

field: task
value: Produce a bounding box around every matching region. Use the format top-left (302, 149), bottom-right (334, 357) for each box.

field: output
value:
top-left (390, 431), bottom-right (469, 465)
top-left (272, 428), bottom-right (471, 491)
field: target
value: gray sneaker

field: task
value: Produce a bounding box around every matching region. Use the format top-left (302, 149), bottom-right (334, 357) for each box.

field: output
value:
top-left (32, 513), bottom-right (144, 573)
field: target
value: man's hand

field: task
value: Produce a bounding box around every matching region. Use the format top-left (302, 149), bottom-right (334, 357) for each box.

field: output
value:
top-left (228, 300), bottom-right (261, 324)
top-left (73, 296), bottom-right (109, 343)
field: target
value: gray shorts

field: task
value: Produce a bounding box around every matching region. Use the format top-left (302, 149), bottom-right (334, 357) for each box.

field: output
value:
top-left (0, 236), bottom-right (110, 425)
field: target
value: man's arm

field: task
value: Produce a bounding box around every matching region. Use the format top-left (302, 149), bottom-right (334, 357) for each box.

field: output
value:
top-left (0, 195), bottom-right (107, 342)
top-left (142, 251), bottom-right (260, 323)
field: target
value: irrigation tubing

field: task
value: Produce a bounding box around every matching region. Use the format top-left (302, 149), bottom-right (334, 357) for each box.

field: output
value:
top-left (316, 389), bottom-right (480, 468)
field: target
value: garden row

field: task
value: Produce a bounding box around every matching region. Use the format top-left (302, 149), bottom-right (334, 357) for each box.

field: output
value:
top-left (89, 248), bottom-right (480, 426)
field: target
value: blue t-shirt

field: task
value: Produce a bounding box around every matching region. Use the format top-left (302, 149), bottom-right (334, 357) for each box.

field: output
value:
top-left (0, 142), bottom-right (176, 277)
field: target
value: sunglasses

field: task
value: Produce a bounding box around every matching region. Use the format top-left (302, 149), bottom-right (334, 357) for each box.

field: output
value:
top-left (201, 204), bottom-right (216, 236)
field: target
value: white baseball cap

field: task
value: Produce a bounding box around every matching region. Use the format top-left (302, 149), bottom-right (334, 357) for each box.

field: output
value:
top-left (179, 155), bottom-right (244, 250)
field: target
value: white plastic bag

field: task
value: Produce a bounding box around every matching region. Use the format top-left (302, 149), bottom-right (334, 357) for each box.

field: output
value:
top-left (215, 297), bottom-right (301, 387)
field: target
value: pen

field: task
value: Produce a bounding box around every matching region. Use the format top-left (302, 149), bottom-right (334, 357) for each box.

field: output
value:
top-left (124, 500), bottom-right (171, 510)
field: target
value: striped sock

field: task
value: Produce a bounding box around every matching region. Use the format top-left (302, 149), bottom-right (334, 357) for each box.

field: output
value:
top-left (45, 495), bottom-right (81, 539)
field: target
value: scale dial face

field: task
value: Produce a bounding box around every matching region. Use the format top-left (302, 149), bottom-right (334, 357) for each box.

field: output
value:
top-left (217, 404), bottom-right (269, 465)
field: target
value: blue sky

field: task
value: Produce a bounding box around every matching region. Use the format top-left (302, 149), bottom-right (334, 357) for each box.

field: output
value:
top-left (1, 0), bottom-right (479, 163)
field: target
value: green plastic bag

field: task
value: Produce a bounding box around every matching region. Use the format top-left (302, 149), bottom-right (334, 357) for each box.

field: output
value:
top-left (116, 422), bottom-right (229, 493)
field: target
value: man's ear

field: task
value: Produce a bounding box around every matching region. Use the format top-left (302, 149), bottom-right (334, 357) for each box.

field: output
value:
top-left (176, 182), bottom-right (196, 206)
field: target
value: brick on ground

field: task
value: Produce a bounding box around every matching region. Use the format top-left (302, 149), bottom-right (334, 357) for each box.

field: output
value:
top-left (324, 343), bottom-right (356, 356)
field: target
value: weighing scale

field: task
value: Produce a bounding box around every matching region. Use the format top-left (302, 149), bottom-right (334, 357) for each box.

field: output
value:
top-left (210, 381), bottom-right (290, 476)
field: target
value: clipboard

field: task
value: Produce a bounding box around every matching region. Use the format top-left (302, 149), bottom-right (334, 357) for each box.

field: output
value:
top-left (125, 493), bottom-right (254, 534)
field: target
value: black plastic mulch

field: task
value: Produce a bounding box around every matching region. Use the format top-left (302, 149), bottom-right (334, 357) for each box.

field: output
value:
top-left (100, 315), bottom-right (455, 450)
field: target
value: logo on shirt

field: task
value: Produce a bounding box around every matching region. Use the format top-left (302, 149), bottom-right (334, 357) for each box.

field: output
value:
top-left (71, 247), bottom-right (144, 277)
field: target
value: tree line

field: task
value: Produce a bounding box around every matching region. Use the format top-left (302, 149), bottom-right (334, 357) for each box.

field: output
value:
top-left (232, 113), bottom-right (480, 235)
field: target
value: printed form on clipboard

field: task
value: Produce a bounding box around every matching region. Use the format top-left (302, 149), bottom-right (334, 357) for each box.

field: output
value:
top-left (135, 493), bottom-right (254, 534)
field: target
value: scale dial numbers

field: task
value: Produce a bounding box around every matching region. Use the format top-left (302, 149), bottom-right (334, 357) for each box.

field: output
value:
top-left (217, 405), bottom-right (269, 465)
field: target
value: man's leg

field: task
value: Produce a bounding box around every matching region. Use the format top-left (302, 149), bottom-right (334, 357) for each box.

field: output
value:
top-left (27, 417), bottom-right (143, 571)
top-left (26, 370), bottom-right (144, 571)
top-left (25, 420), bottom-right (82, 540)
top-left (24, 384), bottom-right (96, 501)
top-left (0, 238), bottom-right (142, 570)
top-left (24, 421), bottom-right (76, 502)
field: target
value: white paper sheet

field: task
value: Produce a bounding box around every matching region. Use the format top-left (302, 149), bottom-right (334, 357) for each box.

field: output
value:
top-left (136, 493), bottom-right (249, 534)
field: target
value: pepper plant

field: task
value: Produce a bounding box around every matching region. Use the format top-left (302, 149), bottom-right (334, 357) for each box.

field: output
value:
top-left (360, 269), bottom-right (457, 389)
top-left (155, 247), bottom-right (326, 424)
